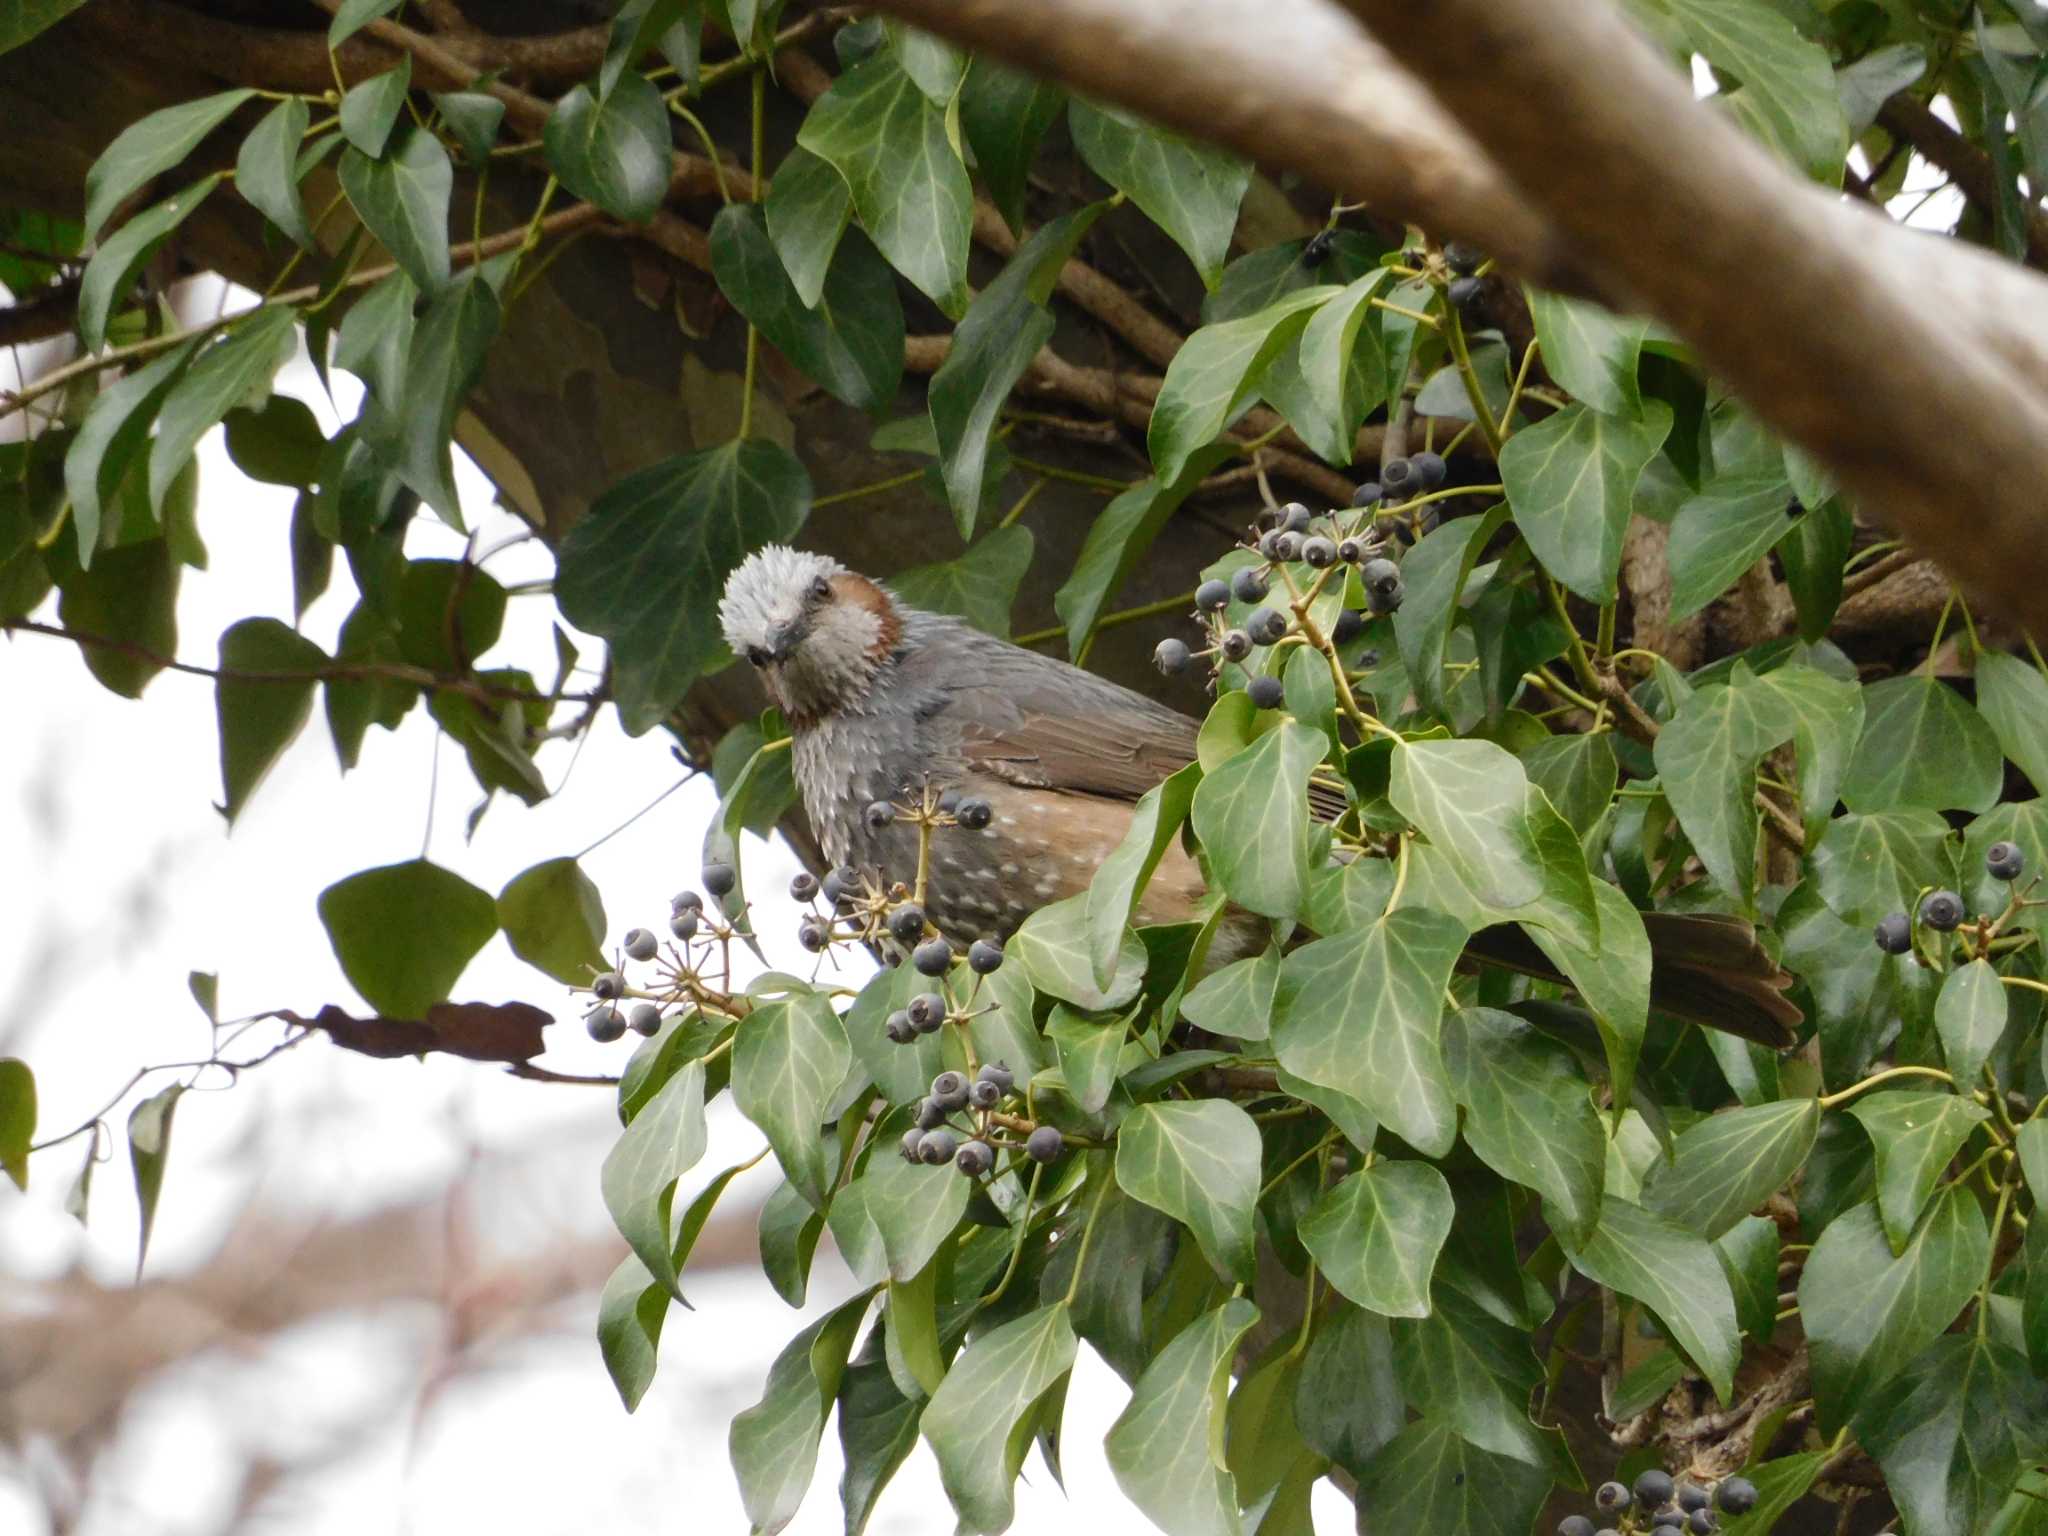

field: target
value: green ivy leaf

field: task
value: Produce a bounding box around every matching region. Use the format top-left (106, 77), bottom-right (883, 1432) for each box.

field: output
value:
top-left (731, 992), bottom-right (850, 1210)
top-left (1526, 289), bottom-right (1646, 417)
top-left (316, 858), bottom-right (498, 1018)
top-left (1524, 882), bottom-right (1651, 1102)
top-left (225, 394), bottom-right (328, 489)
top-left (830, 1147), bottom-right (971, 1287)
top-left (1521, 731), bottom-right (1619, 840)
top-left (1282, 270), bottom-right (1390, 464)
top-left (929, 202), bottom-right (1106, 536)
top-left (759, 1179), bottom-right (824, 1308)
top-left (921, 1303), bottom-right (1076, 1533)
top-left (761, 146), bottom-right (851, 309)
top-left (82, 88), bottom-right (254, 239)
top-left (1068, 99), bottom-right (1249, 289)
top-left (1663, 0), bottom-right (1848, 178)
top-left (433, 90), bottom-right (506, 165)
top-left (1085, 762), bottom-right (1201, 989)
top-left (730, 1295), bottom-right (870, 1535)
top-left (148, 305), bottom-right (297, 515)
top-left (556, 438), bottom-right (811, 733)
top-left (601, 1057), bottom-right (706, 1298)
top-left (883, 18), bottom-right (966, 101)
top-left (1301, 1161), bottom-right (1455, 1319)
top-left (1666, 466), bottom-right (1799, 621)
top-left (1441, 1007), bottom-right (1605, 1245)
top-left (1393, 504), bottom-right (1509, 720)
top-left (1390, 737), bottom-right (1549, 910)
top-left (77, 176), bottom-right (222, 351)
top-left (1274, 907), bottom-right (1468, 1158)
top-left (339, 58), bottom-right (412, 157)
top-left (1974, 651), bottom-right (2048, 796)
top-left (1355, 1420), bottom-right (1554, 1536)
top-left (1500, 401), bottom-right (1672, 604)
top-left (1777, 497), bottom-right (1853, 640)
top-left (1809, 809), bottom-right (1957, 930)
top-left (235, 97), bottom-right (315, 247)
top-left (1744, 660), bottom-right (1864, 842)
top-left (1653, 663), bottom-right (1799, 902)
top-left (1189, 721), bottom-right (1325, 920)
top-left (1800, 1191), bottom-right (1989, 1431)
top-left (127, 1083), bottom-right (182, 1278)
top-left (0, 1058), bottom-right (34, 1191)
top-left (328, 0), bottom-right (402, 46)
top-left (1012, 892), bottom-right (1147, 1011)
top-left (1390, 1291), bottom-right (1562, 1468)
top-left (543, 73), bottom-right (672, 224)
top-left (1715, 1214), bottom-right (1782, 1341)
top-left (1841, 676), bottom-right (2004, 815)
top-left (63, 337), bottom-right (202, 562)
top-left (797, 51), bottom-right (972, 316)
top-left (1560, 1198), bottom-right (1741, 1401)
top-left (1179, 944), bottom-right (1278, 1042)
top-left (1115, 1099), bottom-right (1261, 1283)
top-left (1846, 1091), bottom-right (1992, 1254)
top-left (214, 616), bottom-right (328, 823)
top-left (958, 58), bottom-right (1064, 237)
top-left (1295, 1305), bottom-right (1403, 1476)
top-left (338, 127), bottom-right (452, 293)
top-left (496, 858), bottom-right (607, 986)
top-left (889, 525), bottom-right (1034, 637)
top-left (1852, 1332), bottom-right (2048, 1536)
top-left (1147, 288), bottom-right (1334, 483)
top-left (1934, 958), bottom-right (2008, 1094)
top-left (378, 269), bottom-right (499, 529)
top-left (837, 1324), bottom-right (923, 1536)
top-left (1641, 1098), bottom-right (1819, 1240)
top-left (1105, 1298), bottom-right (1260, 1536)
top-left (55, 538), bottom-right (181, 697)
top-left (596, 1251), bottom-right (669, 1411)
top-left (712, 203), bottom-right (903, 413)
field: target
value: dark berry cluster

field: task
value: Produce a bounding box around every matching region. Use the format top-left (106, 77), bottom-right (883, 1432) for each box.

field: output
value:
top-left (899, 1061), bottom-right (1065, 1178)
top-left (1560, 1470), bottom-right (1756, 1536)
top-left (1873, 842), bottom-right (2035, 956)
top-left (579, 881), bottom-right (751, 1041)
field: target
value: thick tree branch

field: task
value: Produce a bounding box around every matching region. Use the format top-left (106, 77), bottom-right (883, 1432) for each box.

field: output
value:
top-left (1878, 93), bottom-right (2048, 267)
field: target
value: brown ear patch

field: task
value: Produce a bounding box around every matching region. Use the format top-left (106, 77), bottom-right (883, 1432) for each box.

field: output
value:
top-left (833, 571), bottom-right (902, 658)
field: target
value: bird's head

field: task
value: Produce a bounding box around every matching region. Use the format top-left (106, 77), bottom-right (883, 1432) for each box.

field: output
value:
top-left (718, 545), bottom-right (902, 722)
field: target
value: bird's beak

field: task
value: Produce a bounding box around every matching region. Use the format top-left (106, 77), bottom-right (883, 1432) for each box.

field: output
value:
top-left (766, 619), bottom-right (806, 662)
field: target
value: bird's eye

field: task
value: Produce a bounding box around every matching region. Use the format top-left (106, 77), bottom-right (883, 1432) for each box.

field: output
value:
top-left (747, 646), bottom-right (771, 666)
top-left (808, 575), bottom-right (832, 602)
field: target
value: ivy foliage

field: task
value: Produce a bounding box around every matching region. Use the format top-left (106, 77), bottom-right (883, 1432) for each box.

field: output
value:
top-left (7, 1), bottom-right (2048, 1533)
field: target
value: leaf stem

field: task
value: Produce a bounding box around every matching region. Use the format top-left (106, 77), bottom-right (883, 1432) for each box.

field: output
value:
top-left (1443, 303), bottom-right (1503, 455)
top-left (1014, 590), bottom-right (1194, 649)
top-left (1816, 1064), bottom-right (1957, 1109)
top-left (1060, 1162), bottom-right (1116, 1309)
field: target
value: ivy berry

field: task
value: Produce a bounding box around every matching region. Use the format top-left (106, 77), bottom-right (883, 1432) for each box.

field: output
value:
top-left (1153, 638), bottom-right (1192, 676)
top-left (622, 927), bottom-right (658, 963)
top-left (913, 937), bottom-right (954, 976)
top-left (1195, 578), bottom-right (1232, 613)
top-left (1025, 1125), bottom-right (1064, 1163)
top-left (1248, 675), bottom-right (1286, 710)
top-left (956, 1140), bottom-right (995, 1177)
top-left (1714, 1477), bottom-right (1757, 1516)
top-left (1874, 912), bottom-right (1912, 954)
top-left (1988, 840), bottom-right (2026, 881)
top-left (1919, 889), bottom-right (1966, 932)
top-left (968, 937), bottom-right (1005, 974)
top-left (1232, 566), bottom-right (1269, 604)
top-left (701, 861), bottom-right (736, 898)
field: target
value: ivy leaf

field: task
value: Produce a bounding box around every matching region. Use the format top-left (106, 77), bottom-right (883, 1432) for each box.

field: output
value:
top-left (1300, 1161), bottom-right (1455, 1319)
top-left (889, 525), bottom-right (1034, 637)
top-left (1441, 1007), bottom-right (1605, 1246)
top-left (1180, 944), bottom-right (1278, 1043)
top-left (63, 337), bottom-right (202, 562)
top-left (1666, 467), bottom-right (1799, 620)
top-left (1665, 0), bottom-right (1848, 179)
top-left (1295, 1305), bottom-right (1403, 1476)
top-left (1393, 505), bottom-right (1509, 721)
top-left (797, 51), bottom-right (973, 316)
top-left (1934, 958), bottom-right (2008, 1095)
top-left (1390, 1292), bottom-right (1561, 1468)
top-left (1051, 442), bottom-right (1233, 658)
top-left (496, 857), bottom-right (607, 986)
top-left (316, 858), bottom-right (498, 1018)
top-left (730, 1295), bottom-right (870, 1536)
top-left (731, 992), bottom-right (850, 1210)
top-left (82, 88), bottom-right (254, 239)
top-left (77, 176), bottom-right (221, 351)
top-left (0, 1058), bottom-right (34, 1192)
top-left (339, 58), bottom-right (412, 157)
top-left (1560, 1198), bottom-right (1741, 1401)
top-left (1115, 1100), bottom-right (1261, 1283)
top-left (1104, 1298), bottom-right (1260, 1536)
top-left (1800, 1191), bottom-right (1989, 1431)
top-left (1147, 288), bottom-right (1335, 483)
top-left (922, 1303), bottom-right (1078, 1533)
top-left (1777, 497), bottom-right (1853, 640)
top-left (596, 1251), bottom-right (669, 1411)
top-left (1715, 1214), bottom-right (1782, 1341)
top-left (1500, 401), bottom-right (1672, 604)
top-left (601, 1059), bottom-right (706, 1298)
top-left (758, 1179), bottom-right (823, 1308)
top-left (379, 268), bottom-right (500, 530)
top-left (0, 0), bottom-right (88, 55)
top-left (1852, 1333), bottom-right (2048, 1536)
top-left (1086, 762), bottom-right (1201, 989)
top-left (1841, 676), bottom-right (2003, 815)
top-left (1744, 660), bottom-right (1864, 842)
top-left (712, 203), bottom-right (903, 413)
top-left (1846, 1091), bottom-right (1992, 1254)
top-left (433, 90), bottom-right (506, 165)
top-left (958, 58), bottom-right (1064, 236)
top-left (830, 1148), bottom-right (970, 1286)
top-left (883, 18), bottom-right (967, 101)
top-left (837, 1324), bottom-right (923, 1536)
top-left (1808, 809), bottom-right (1957, 930)
top-left (543, 73), bottom-right (672, 224)
top-left (1273, 907), bottom-right (1468, 1158)
top-left (1640, 1098), bottom-right (1819, 1240)
top-left (226, 395), bottom-right (327, 489)
top-left (1013, 893), bottom-right (1147, 1011)
top-left (1521, 731), bottom-right (1619, 841)
top-left (1355, 1420), bottom-right (1554, 1536)
top-left (127, 1083), bottom-right (183, 1278)
top-left (1068, 99), bottom-right (1249, 288)
top-left (1526, 289), bottom-right (1646, 417)
top-left (761, 146), bottom-right (851, 310)
top-left (1283, 270), bottom-right (1390, 463)
top-left (338, 127), bottom-right (452, 293)
top-left (929, 202), bottom-right (1107, 537)
top-left (149, 305), bottom-right (298, 515)
top-left (556, 439), bottom-right (811, 733)
top-left (1390, 737), bottom-right (1548, 910)
top-left (214, 617), bottom-right (328, 823)
top-left (1973, 651), bottom-right (2048, 797)
top-left (236, 97), bottom-right (315, 247)
top-left (1189, 721), bottom-right (1325, 920)
top-left (1653, 664), bottom-right (1798, 903)
top-left (328, 0), bottom-right (402, 46)
top-left (55, 538), bottom-right (181, 697)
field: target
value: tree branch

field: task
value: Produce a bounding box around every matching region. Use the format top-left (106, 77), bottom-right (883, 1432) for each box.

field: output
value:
top-left (1878, 92), bottom-right (2048, 268)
